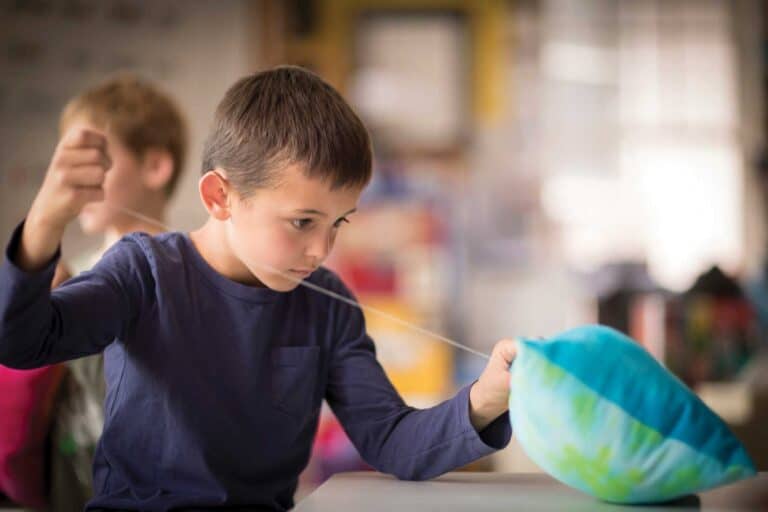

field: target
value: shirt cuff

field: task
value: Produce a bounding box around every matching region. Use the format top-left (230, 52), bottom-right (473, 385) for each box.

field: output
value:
top-left (3, 219), bottom-right (61, 284)
top-left (455, 381), bottom-right (512, 457)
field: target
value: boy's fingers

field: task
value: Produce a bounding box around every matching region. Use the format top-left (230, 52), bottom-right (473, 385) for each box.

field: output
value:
top-left (494, 338), bottom-right (518, 366)
top-left (61, 127), bottom-right (108, 150)
top-left (60, 147), bottom-right (111, 170)
top-left (75, 186), bottom-right (105, 204)
top-left (62, 166), bottom-right (107, 187)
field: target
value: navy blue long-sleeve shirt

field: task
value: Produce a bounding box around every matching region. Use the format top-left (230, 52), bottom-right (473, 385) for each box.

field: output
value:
top-left (0, 222), bottom-right (511, 511)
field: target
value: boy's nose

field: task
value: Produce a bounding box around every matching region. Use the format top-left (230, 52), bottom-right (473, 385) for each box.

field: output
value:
top-left (306, 231), bottom-right (333, 262)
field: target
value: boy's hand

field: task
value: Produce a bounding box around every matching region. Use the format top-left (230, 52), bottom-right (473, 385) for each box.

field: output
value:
top-left (30, 127), bottom-right (111, 228)
top-left (18, 128), bottom-right (111, 271)
top-left (469, 338), bottom-right (517, 431)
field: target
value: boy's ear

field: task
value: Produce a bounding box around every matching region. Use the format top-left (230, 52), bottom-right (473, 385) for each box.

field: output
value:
top-left (140, 148), bottom-right (174, 193)
top-left (199, 170), bottom-right (231, 221)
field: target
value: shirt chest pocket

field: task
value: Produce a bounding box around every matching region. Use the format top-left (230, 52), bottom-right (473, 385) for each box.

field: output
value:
top-left (270, 346), bottom-right (321, 419)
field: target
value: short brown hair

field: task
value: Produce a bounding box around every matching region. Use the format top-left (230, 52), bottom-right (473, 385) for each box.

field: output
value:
top-left (202, 66), bottom-right (372, 198)
top-left (60, 74), bottom-right (188, 197)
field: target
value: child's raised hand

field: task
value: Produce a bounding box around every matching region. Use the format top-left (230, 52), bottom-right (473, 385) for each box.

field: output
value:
top-left (18, 127), bottom-right (111, 271)
top-left (29, 127), bottom-right (111, 230)
top-left (468, 338), bottom-right (517, 431)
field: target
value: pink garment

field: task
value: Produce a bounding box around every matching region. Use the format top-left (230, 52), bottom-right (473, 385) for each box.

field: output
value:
top-left (0, 364), bottom-right (64, 507)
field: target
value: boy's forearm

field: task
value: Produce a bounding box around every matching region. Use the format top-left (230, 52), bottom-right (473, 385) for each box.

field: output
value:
top-left (0, 219), bottom-right (119, 369)
top-left (16, 212), bottom-right (65, 272)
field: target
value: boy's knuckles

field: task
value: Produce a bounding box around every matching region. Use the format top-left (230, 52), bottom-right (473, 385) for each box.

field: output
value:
top-left (68, 128), bottom-right (90, 147)
top-left (90, 170), bottom-right (106, 186)
top-left (83, 148), bottom-right (101, 162)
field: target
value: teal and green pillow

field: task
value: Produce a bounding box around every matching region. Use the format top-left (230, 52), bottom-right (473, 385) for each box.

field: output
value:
top-left (508, 324), bottom-right (756, 504)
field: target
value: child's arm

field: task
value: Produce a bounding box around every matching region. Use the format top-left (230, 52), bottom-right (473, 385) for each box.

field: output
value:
top-left (0, 127), bottom-right (146, 369)
top-left (17, 127), bottom-right (110, 272)
top-left (0, 223), bottom-right (149, 369)
top-left (323, 276), bottom-right (513, 481)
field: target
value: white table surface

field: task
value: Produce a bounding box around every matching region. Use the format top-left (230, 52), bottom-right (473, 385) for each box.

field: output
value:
top-left (294, 471), bottom-right (768, 511)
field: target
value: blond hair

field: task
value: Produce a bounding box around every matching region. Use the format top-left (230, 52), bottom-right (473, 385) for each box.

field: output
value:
top-left (60, 74), bottom-right (188, 197)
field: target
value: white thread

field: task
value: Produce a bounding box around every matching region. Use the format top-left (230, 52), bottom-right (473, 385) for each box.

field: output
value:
top-left (105, 202), bottom-right (490, 360)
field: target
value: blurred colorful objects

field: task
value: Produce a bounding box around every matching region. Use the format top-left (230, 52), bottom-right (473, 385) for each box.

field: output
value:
top-left (665, 266), bottom-right (760, 387)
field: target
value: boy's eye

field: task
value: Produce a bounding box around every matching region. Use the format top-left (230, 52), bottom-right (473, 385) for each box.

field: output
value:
top-left (333, 217), bottom-right (350, 228)
top-left (291, 217), bottom-right (349, 231)
top-left (291, 218), bottom-right (313, 230)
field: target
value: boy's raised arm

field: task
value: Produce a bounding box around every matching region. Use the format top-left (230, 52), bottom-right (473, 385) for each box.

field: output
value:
top-left (0, 127), bottom-right (145, 369)
top-left (17, 127), bottom-right (111, 272)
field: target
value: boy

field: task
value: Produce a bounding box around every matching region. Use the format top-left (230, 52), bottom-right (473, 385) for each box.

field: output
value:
top-left (50, 74), bottom-right (187, 510)
top-left (61, 73), bottom-right (187, 271)
top-left (0, 66), bottom-right (515, 511)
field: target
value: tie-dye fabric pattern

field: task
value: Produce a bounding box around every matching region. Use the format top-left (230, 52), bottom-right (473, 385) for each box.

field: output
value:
top-left (508, 324), bottom-right (755, 504)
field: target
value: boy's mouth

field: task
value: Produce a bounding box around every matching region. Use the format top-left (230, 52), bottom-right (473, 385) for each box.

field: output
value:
top-left (289, 269), bottom-right (314, 278)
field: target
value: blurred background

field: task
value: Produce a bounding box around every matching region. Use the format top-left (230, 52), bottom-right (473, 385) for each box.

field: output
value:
top-left (1, 0), bottom-right (768, 504)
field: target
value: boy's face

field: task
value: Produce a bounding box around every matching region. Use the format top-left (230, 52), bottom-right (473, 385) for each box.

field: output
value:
top-left (69, 117), bottom-right (151, 235)
top-left (224, 164), bottom-right (362, 291)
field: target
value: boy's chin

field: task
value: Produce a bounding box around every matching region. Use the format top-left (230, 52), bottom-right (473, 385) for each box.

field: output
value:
top-left (257, 274), bottom-right (303, 292)
top-left (244, 264), bottom-right (306, 291)
top-left (78, 213), bottom-right (107, 234)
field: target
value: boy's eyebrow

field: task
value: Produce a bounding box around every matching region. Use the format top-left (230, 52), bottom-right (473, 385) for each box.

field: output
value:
top-left (294, 208), bottom-right (357, 217)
